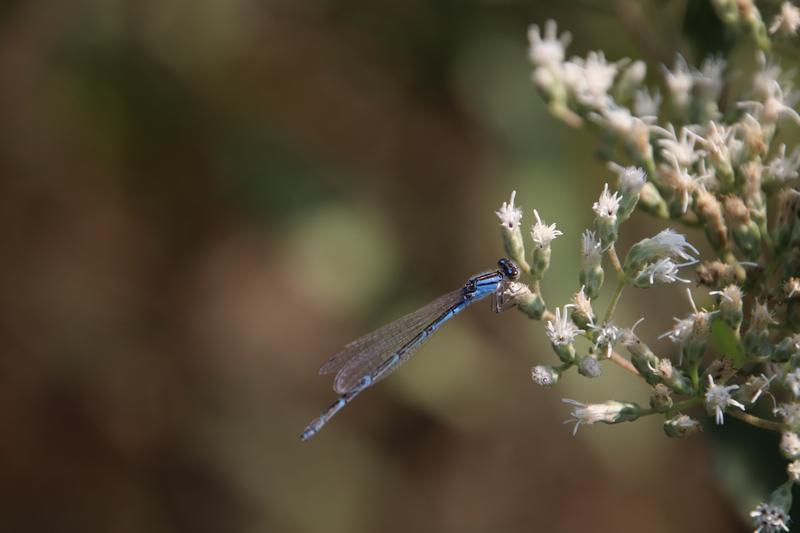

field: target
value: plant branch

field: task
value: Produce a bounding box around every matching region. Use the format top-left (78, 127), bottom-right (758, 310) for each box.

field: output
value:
top-left (727, 410), bottom-right (787, 432)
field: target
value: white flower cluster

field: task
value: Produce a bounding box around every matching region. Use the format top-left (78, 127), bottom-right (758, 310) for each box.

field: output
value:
top-left (513, 11), bottom-right (800, 525)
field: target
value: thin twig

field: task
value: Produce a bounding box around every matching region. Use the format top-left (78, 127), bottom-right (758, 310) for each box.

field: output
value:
top-left (609, 350), bottom-right (640, 376)
top-left (727, 409), bottom-right (787, 432)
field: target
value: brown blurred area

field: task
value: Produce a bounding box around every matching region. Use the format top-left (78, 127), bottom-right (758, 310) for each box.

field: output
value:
top-left (0, 1), bottom-right (752, 532)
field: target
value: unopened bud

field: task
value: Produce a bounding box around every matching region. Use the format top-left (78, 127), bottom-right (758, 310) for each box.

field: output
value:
top-left (649, 384), bottom-right (673, 412)
top-left (531, 364), bottom-right (561, 387)
top-left (694, 188), bottom-right (729, 255)
top-left (578, 355), bottom-right (603, 378)
top-left (570, 287), bottom-right (595, 330)
top-left (663, 414), bottom-right (702, 438)
top-left (781, 432), bottom-right (800, 460)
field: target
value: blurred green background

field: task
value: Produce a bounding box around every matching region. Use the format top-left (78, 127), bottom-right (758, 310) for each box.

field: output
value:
top-left (0, 1), bottom-right (783, 531)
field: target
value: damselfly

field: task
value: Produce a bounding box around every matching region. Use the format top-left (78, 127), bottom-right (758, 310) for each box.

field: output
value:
top-left (300, 258), bottom-right (520, 441)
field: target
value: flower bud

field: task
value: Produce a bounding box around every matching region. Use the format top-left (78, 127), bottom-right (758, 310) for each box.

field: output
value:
top-left (740, 114), bottom-right (767, 158)
top-left (580, 230), bottom-right (604, 299)
top-left (775, 334), bottom-right (800, 364)
top-left (787, 369), bottom-right (800, 398)
top-left (608, 164), bottom-right (646, 222)
top-left (563, 399), bottom-right (641, 435)
top-left (781, 432), bottom-right (800, 460)
top-left (710, 284), bottom-right (743, 332)
top-left (694, 188), bottom-right (729, 255)
top-left (657, 358), bottom-right (694, 395)
top-left (649, 384), bottom-right (673, 412)
top-left (578, 355), bottom-right (602, 378)
top-left (741, 0), bottom-right (771, 50)
top-left (723, 195), bottom-right (761, 260)
top-left (696, 259), bottom-right (746, 288)
top-left (613, 60), bottom-right (646, 103)
top-left (663, 414), bottom-right (702, 438)
top-left (531, 364), bottom-right (561, 387)
top-left (619, 319), bottom-right (661, 385)
top-left (570, 287), bottom-right (595, 330)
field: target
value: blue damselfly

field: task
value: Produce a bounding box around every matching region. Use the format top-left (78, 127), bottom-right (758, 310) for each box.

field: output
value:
top-left (300, 258), bottom-right (520, 441)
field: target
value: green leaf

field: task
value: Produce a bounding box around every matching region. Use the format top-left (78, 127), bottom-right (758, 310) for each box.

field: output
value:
top-left (711, 317), bottom-right (746, 369)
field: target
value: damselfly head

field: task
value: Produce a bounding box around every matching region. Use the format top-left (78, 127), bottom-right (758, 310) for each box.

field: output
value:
top-left (498, 258), bottom-right (520, 280)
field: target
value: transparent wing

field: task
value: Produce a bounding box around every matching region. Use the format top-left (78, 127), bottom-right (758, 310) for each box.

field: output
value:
top-left (318, 289), bottom-right (465, 390)
top-left (333, 331), bottom-right (431, 394)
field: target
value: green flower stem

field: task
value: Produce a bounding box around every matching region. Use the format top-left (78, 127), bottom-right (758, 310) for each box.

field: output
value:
top-left (603, 280), bottom-right (626, 324)
top-left (688, 359), bottom-right (701, 393)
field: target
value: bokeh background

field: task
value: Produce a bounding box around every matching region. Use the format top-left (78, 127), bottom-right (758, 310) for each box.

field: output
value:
top-left (1, 1), bottom-right (795, 532)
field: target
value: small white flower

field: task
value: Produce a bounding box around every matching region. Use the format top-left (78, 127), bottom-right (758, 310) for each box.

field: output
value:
top-left (591, 323), bottom-right (620, 358)
top-left (705, 374), bottom-right (745, 425)
top-left (752, 52), bottom-right (791, 100)
top-left (592, 183), bottom-right (622, 222)
top-left (527, 20), bottom-right (572, 68)
top-left (563, 51), bottom-right (619, 108)
top-left (781, 431), bottom-right (800, 459)
top-left (661, 316), bottom-right (695, 344)
top-left (608, 163), bottom-right (647, 196)
top-left (634, 228), bottom-right (699, 263)
top-left (694, 56), bottom-right (726, 102)
top-left (581, 230), bottom-right (603, 268)
top-left (770, 2), bottom-right (800, 36)
top-left (620, 60), bottom-right (646, 86)
top-left (693, 121), bottom-right (733, 168)
top-left (786, 369), bottom-right (800, 398)
top-left (751, 502), bottom-right (790, 533)
top-left (589, 103), bottom-right (646, 138)
top-left (562, 399), bottom-right (634, 435)
top-left (633, 87), bottom-right (661, 118)
top-left (766, 143), bottom-right (800, 182)
top-left (637, 257), bottom-right (693, 286)
top-left (788, 460), bottom-right (800, 482)
top-left (658, 153), bottom-right (698, 213)
top-left (739, 80), bottom-right (800, 124)
top-left (496, 190), bottom-right (523, 229)
top-left (653, 123), bottom-right (705, 167)
top-left (662, 55), bottom-right (694, 109)
top-left (546, 306), bottom-right (584, 346)
top-left (530, 209), bottom-right (563, 248)
top-left (660, 288), bottom-right (713, 345)
top-left (710, 284), bottom-right (743, 312)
